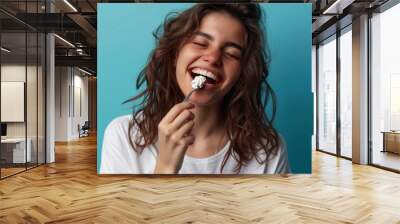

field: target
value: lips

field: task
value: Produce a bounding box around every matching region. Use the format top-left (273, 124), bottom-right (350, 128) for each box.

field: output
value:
top-left (188, 67), bottom-right (221, 86)
top-left (190, 72), bottom-right (216, 85)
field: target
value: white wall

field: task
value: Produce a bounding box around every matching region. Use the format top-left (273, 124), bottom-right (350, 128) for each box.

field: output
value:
top-left (55, 67), bottom-right (89, 141)
top-left (72, 73), bottom-right (89, 138)
top-left (1, 63), bottom-right (46, 164)
top-left (55, 66), bottom-right (69, 141)
top-left (1, 65), bottom-right (26, 132)
top-left (1, 65), bottom-right (39, 137)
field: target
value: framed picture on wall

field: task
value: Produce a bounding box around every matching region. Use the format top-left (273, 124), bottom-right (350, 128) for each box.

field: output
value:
top-left (97, 3), bottom-right (312, 175)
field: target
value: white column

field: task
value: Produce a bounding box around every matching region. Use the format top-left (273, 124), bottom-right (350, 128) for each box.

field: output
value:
top-left (352, 14), bottom-right (369, 164)
top-left (46, 1), bottom-right (55, 163)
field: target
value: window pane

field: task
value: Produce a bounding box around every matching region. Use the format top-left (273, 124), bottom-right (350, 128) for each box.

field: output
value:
top-left (371, 3), bottom-right (400, 171)
top-left (1, 31), bottom-right (28, 177)
top-left (318, 36), bottom-right (337, 154)
top-left (340, 28), bottom-right (352, 158)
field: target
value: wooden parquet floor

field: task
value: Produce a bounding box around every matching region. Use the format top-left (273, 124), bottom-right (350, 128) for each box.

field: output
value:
top-left (1, 134), bottom-right (400, 223)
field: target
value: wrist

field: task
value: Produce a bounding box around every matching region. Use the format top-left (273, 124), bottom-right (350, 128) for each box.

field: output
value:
top-left (154, 160), bottom-right (177, 174)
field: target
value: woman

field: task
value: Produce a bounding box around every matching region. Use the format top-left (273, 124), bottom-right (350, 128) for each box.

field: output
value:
top-left (100, 3), bottom-right (290, 174)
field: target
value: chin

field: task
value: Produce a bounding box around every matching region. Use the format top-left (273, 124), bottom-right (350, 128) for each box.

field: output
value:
top-left (188, 94), bottom-right (220, 107)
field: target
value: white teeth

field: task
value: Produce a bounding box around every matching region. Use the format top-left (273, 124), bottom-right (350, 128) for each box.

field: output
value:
top-left (192, 68), bottom-right (217, 81)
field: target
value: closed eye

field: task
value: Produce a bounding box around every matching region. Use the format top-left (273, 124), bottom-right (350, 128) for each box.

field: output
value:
top-left (225, 52), bottom-right (240, 60)
top-left (193, 42), bottom-right (207, 47)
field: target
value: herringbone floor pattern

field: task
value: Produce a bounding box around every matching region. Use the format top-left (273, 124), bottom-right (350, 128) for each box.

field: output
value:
top-left (1, 135), bottom-right (400, 223)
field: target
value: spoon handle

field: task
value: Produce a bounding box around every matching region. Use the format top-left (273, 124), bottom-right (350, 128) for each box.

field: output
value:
top-left (184, 89), bottom-right (196, 102)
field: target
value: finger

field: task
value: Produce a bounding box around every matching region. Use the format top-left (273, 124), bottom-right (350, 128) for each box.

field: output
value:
top-left (161, 101), bottom-right (194, 124)
top-left (181, 135), bottom-right (195, 146)
top-left (173, 120), bottom-right (195, 141)
top-left (176, 135), bottom-right (195, 151)
top-left (168, 109), bottom-right (194, 132)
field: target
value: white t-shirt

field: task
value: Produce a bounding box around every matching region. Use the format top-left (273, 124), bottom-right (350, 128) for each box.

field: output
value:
top-left (100, 115), bottom-right (290, 174)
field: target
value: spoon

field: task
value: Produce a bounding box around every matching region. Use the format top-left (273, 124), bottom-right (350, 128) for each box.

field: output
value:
top-left (184, 76), bottom-right (206, 102)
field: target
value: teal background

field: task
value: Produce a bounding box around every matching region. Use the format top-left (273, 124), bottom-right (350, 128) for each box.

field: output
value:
top-left (98, 3), bottom-right (312, 173)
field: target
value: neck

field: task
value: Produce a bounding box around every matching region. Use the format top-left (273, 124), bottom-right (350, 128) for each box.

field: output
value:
top-left (185, 103), bottom-right (229, 158)
top-left (191, 104), bottom-right (225, 138)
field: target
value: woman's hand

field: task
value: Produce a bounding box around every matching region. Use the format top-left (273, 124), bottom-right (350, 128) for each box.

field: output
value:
top-left (154, 101), bottom-right (195, 174)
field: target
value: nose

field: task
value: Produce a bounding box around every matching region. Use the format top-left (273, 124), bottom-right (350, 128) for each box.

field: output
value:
top-left (201, 48), bottom-right (222, 67)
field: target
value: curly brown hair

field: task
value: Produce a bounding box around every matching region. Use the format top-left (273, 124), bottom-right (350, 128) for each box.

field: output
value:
top-left (125, 3), bottom-right (280, 173)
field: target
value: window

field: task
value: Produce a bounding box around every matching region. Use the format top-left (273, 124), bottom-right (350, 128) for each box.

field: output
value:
top-left (317, 35), bottom-right (337, 154)
top-left (0, 1), bottom-right (47, 179)
top-left (339, 27), bottom-right (352, 158)
top-left (370, 2), bottom-right (400, 171)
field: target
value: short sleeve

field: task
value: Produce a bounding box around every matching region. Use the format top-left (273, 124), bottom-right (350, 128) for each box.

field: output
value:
top-left (264, 135), bottom-right (291, 174)
top-left (273, 138), bottom-right (291, 174)
top-left (99, 116), bottom-right (141, 174)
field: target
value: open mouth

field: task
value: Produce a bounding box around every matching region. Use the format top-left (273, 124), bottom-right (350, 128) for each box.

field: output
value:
top-left (189, 68), bottom-right (218, 85)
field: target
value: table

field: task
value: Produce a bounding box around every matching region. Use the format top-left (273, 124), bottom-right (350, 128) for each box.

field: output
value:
top-left (1, 138), bottom-right (32, 163)
top-left (381, 131), bottom-right (400, 154)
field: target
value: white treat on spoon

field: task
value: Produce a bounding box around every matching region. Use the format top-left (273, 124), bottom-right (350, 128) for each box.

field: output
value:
top-left (191, 75), bottom-right (207, 90)
top-left (184, 75), bottom-right (207, 102)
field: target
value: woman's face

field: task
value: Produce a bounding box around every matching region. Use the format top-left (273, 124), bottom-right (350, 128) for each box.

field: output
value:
top-left (175, 11), bottom-right (246, 106)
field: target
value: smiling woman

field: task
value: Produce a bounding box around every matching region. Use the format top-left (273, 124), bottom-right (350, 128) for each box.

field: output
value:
top-left (100, 3), bottom-right (290, 174)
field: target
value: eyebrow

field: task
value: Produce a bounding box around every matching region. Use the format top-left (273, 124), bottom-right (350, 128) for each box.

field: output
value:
top-left (194, 31), bottom-right (243, 51)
